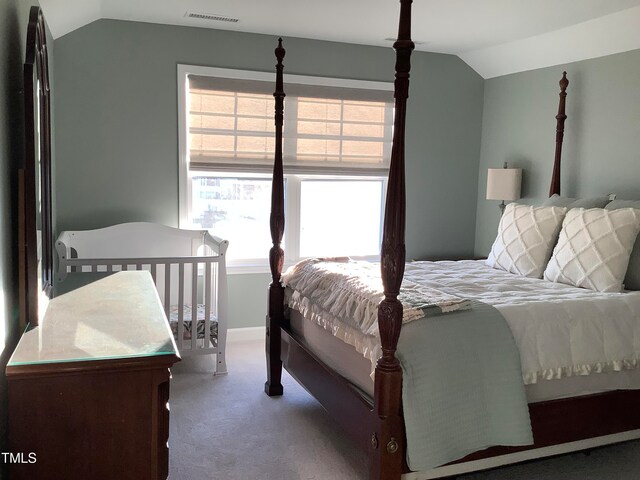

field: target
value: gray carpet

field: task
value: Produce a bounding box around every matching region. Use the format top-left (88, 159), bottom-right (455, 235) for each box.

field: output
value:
top-left (169, 340), bottom-right (640, 480)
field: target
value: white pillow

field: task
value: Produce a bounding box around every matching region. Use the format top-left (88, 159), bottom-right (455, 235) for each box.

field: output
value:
top-left (605, 200), bottom-right (640, 290)
top-left (486, 203), bottom-right (567, 278)
top-left (543, 208), bottom-right (640, 292)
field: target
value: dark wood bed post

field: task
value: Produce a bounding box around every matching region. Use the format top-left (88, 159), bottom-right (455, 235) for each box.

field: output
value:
top-left (265, 38), bottom-right (286, 397)
top-left (371, 1), bottom-right (414, 479)
top-left (549, 71), bottom-right (569, 197)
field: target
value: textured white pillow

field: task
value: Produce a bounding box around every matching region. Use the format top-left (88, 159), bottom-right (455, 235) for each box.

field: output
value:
top-left (486, 203), bottom-right (567, 278)
top-left (544, 208), bottom-right (640, 292)
top-left (605, 200), bottom-right (640, 290)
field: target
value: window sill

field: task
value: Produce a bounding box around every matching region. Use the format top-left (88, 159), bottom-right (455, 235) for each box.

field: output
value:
top-left (227, 263), bottom-right (271, 275)
top-left (227, 255), bottom-right (381, 275)
top-left (227, 260), bottom-right (296, 275)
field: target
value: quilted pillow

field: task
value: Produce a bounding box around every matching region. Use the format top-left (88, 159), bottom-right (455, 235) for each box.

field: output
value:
top-left (486, 203), bottom-right (567, 278)
top-left (605, 200), bottom-right (640, 290)
top-left (544, 208), bottom-right (640, 292)
top-left (543, 194), bottom-right (611, 209)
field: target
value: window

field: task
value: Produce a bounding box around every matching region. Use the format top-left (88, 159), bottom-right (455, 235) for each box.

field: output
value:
top-left (178, 66), bottom-right (393, 271)
top-left (299, 178), bottom-right (384, 257)
top-left (190, 175), bottom-right (275, 261)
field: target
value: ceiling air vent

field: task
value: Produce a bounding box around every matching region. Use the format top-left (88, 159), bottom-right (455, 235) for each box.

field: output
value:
top-left (185, 12), bottom-right (239, 23)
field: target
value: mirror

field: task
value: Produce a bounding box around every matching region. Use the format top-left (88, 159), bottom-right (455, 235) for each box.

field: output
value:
top-left (22, 6), bottom-right (53, 327)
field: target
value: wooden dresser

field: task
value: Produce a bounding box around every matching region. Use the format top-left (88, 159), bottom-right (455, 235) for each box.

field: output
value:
top-left (6, 271), bottom-right (180, 480)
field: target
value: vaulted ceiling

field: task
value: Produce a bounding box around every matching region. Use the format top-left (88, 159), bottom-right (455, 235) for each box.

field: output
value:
top-left (39, 0), bottom-right (640, 78)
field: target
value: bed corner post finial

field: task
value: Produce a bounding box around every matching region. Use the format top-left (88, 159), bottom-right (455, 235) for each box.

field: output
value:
top-left (270, 38), bottom-right (285, 287)
top-left (265, 38), bottom-right (286, 397)
top-left (549, 71), bottom-right (569, 197)
top-left (371, 1), bottom-right (413, 478)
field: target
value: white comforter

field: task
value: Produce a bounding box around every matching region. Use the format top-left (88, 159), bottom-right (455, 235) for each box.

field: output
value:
top-left (281, 258), bottom-right (470, 336)
top-left (285, 259), bottom-right (640, 385)
top-left (407, 260), bottom-right (640, 384)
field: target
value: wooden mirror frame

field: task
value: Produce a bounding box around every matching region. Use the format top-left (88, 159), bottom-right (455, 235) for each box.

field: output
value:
top-left (21, 6), bottom-right (53, 328)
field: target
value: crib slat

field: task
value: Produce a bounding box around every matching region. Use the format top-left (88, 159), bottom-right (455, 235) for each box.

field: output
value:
top-left (191, 261), bottom-right (198, 351)
top-left (213, 262), bottom-right (219, 319)
top-left (177, 263), bottom-right (185, 351)
top-left (164, 263), bottom-right (171, 319)
top-left (204, 261), bottom-right (212, 353)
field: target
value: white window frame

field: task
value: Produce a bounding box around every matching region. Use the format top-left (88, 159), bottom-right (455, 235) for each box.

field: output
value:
top-left (177, 65), bottom-right (392, 273)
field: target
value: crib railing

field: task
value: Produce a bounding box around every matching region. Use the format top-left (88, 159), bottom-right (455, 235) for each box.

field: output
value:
top-left (58, 255), bottom-right (227, 361)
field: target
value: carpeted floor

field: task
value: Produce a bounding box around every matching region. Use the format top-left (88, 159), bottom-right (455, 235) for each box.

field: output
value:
top-left (169, 340), bottom-right (640, 480)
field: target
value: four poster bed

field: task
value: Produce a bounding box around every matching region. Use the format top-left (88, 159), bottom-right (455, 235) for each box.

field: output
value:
top-left (264, 1), bottom-right (640, 479)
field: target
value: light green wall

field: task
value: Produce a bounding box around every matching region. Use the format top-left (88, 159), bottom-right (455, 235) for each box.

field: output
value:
top-left (474, 49), bottom-right (640, 256)
top-left (227, 273), bottom-right (270, 329)
top-left (53, 20), bottom-right (484, 329)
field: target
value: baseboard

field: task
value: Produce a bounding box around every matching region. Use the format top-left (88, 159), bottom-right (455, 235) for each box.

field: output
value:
top-left (227, 326), bottom-right (265, 343)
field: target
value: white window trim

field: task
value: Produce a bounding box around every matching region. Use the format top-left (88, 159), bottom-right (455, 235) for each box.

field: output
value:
top-left (177, 65), bottom-right (392, 273)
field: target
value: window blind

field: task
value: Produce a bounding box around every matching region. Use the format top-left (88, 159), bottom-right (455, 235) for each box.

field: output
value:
top-left (188, 74), bottom-right (394, 175)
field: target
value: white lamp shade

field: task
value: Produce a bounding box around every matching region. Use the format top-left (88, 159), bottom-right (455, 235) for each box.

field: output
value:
top-left (486, 168), bottom-right (522, 201)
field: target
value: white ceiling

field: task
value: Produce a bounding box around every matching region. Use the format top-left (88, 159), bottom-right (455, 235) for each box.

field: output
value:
top-left (39, 0), bottom-right (640, 78)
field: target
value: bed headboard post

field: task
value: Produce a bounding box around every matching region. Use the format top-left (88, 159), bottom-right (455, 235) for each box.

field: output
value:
top-left (549, 71), bottom-right (569, 197)
top-left (371, 0), bottom-right (414, 476)
top-left (265, 38), bottom-right (286, 397)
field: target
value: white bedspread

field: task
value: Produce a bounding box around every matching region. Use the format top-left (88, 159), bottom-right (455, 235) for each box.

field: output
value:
top-left (408, 260), bottom-right (640, 384)
top-left (284, 259), bottom-right (640, 385)
top-left (282, 258), bottom-right (470, 336)
top-left (284, 259), bottom-right (536, 468)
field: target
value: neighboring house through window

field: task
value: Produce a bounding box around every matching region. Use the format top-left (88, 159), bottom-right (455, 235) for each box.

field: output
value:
top-left (178, 65), bottom-right (393, 272)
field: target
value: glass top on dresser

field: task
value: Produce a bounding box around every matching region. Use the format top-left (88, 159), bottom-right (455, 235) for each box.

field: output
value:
top-left (8, 271), bottom-right (178, 367)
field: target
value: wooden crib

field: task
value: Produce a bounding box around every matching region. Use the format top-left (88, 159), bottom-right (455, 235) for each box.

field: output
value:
top-left (56, 222), bottom-right (229, 374)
